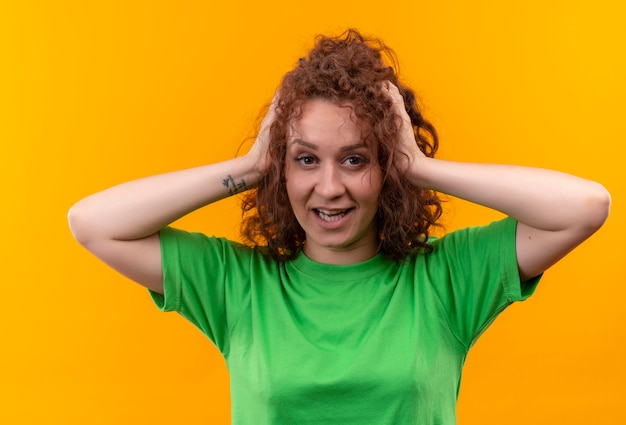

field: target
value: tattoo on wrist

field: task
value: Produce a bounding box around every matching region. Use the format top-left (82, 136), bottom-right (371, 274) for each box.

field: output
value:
top-left (222, 174), bottom-right (250, 195)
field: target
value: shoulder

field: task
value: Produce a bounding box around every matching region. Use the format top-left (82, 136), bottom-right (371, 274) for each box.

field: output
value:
top-left (428, 217), bottom-right (516, 252)
top-left (159, 226), bottom-right (273, 264)
top-left (404, 217), bottom-right (517, 274)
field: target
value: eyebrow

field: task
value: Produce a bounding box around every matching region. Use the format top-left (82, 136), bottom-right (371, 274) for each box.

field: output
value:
top-left (291, 139), bottom-right (368, 152)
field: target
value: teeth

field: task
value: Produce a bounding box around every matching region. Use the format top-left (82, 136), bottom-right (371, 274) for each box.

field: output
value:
top-left (316, 209), bottom-right (348, 222)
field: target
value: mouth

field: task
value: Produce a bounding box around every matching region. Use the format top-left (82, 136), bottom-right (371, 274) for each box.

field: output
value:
top-left (313, 208), bottom-right (353, 222)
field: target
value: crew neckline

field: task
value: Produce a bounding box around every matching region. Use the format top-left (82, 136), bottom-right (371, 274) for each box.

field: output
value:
top-left (288, 251), bottom-right (392, 281)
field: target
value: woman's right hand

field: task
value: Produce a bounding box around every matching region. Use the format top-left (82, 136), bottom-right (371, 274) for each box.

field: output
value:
top-left (68, 92), bottom-right (282, 294)
top-left (382, 82), bottom-right (426, 177)
top-left (247, 92), bottom-right (279, 175)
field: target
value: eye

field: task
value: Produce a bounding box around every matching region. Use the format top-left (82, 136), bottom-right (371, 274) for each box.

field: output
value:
top-left (343, 155), bottom-right (368, 167)
top-left (295, 155), bottom-right (316, 166)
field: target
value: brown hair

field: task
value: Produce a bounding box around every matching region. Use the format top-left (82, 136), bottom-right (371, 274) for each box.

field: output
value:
top-left (241, 29), bottom-right (442, 262)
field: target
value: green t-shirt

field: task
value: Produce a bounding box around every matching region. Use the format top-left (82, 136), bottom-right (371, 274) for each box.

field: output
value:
top-left (150, 217), bottom-right (539, 424)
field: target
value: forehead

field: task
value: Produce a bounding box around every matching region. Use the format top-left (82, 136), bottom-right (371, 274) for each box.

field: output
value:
top-left (290, 99), bottom-right (366, 145)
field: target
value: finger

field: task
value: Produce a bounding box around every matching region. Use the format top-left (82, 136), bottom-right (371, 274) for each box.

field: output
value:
top-left (382, 82), bottom-right (404, 106)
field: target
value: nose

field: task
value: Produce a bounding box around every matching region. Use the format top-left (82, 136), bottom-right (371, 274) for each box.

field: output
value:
top-left (315, 164), bottom-right (345, 199)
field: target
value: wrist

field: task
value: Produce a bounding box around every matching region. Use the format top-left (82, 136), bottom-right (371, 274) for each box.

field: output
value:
top-left (402, 154), bottom-right (432, 188)
top-left (220, 155), bottom-right (261, 196)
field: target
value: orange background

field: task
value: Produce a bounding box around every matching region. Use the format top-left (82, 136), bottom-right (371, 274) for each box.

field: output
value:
top-left (1, 1), bottom-right (624, 423)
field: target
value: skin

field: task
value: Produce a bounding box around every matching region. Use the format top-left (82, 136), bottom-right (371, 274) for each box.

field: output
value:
top-left (67, 83), bottom-right (610, 294)
top-left (382, 82), bottom-right (610, 281)
top-left (285, 99), bottom-right (382, 264)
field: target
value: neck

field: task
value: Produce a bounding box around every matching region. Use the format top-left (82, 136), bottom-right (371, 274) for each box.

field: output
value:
top-left (302, 239), bottom-right (380, 265)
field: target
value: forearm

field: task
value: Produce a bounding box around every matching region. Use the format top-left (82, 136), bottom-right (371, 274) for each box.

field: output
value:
top-left (410, 157), bottom-right (610, 232)
top-left (68, 154), bottom-right (260, 244)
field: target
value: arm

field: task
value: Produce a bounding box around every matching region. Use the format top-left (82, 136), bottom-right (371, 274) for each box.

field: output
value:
top-left (384, 83), bottom-right (611, 282)
top-left (412, 160), bottom-right (610, 281)
top-left (68, 98), bottom-right (276, 293)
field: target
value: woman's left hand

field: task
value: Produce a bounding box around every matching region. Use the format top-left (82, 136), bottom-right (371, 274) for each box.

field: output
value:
top-left (382, 81), bottom-right (426, 175)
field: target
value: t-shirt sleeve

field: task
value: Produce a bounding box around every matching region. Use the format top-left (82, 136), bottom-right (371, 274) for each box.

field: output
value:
top-left (148, 227), bottom-right (251, 355)
top-left (428, 217), bottom-right (541, 349)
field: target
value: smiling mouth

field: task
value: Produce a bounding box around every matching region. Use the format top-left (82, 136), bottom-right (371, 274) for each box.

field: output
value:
top-left (314, 208), bottom-right (352, 222)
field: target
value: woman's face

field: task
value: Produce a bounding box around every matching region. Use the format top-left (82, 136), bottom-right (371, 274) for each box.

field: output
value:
top-left (284, 98), bottom-right (382, 264)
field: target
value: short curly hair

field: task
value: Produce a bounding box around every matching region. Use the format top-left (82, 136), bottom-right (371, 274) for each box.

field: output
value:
top-left (241, 28), bottom-right (442, 262)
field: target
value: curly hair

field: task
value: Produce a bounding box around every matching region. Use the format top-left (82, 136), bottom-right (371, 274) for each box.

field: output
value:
top-left (241, 28), bottom-right (442, 262)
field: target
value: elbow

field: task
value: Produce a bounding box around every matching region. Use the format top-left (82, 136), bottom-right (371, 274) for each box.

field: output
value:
top-left (582, 182), bottom-right (611, 234)
top-left (67, 201), bottom-right (96, 247)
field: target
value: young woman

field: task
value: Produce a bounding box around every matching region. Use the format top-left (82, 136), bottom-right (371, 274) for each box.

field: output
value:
top-left (68, 29), bottom-right (610, 424)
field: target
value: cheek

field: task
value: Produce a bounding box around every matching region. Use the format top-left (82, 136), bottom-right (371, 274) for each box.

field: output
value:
top-left (284, 175), bottom-right (303, 213)
top-left (360, 170), bottom-right (383, 204)
top-left (284, 164), bottom-right (309, 200)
